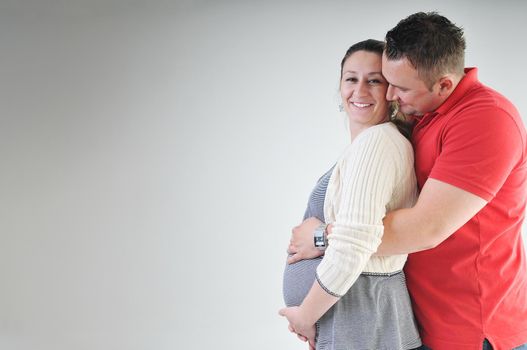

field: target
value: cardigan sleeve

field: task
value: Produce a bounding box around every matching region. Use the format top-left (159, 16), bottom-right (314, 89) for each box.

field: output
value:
top-left (315, 125), bottom-right (398, 297)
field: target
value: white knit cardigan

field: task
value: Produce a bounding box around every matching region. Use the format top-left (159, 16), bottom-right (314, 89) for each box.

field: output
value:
top-left (316, 122), bottom-right (417, 297)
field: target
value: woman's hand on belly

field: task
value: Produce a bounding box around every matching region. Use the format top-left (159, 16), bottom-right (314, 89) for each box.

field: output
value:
top-left (287, 217), bottom-right (325, 264)
top-left (279, 306), bottom-right (316, 348)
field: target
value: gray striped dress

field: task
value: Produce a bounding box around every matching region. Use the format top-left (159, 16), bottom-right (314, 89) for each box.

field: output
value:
top-left (283, 166), bottom-right (422, 350)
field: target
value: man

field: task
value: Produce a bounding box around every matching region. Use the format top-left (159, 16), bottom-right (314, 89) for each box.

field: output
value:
top-left (379, 12), bottom-right (527, 350)
top-left (287, 12), bottom-right (527, 350)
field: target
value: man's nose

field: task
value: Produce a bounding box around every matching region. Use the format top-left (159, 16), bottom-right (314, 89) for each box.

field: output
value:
top-left (386, 84), bottom-right (397, 101)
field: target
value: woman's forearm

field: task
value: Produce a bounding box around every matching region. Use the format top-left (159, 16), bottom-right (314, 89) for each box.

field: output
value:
top-left (299, 280), bottom-right (340, 325)
top-left (280, 280), bottom-right (340, 337)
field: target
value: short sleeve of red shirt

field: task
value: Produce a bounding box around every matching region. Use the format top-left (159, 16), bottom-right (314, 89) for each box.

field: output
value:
top-left (429, 106), bottom-right (524, 201)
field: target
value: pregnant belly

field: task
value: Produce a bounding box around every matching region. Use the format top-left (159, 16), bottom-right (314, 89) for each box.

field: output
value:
top-left (282, 256), bottom-right (322, 307)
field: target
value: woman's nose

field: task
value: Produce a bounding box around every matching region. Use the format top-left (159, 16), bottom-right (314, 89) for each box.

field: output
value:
top-left (353, 81), bottom-right (368, 97)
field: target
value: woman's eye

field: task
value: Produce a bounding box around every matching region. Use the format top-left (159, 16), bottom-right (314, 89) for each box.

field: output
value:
top-left (368, 79), bottom-right (382, 84)
top-left (346, 77), bottom-right (358, 83)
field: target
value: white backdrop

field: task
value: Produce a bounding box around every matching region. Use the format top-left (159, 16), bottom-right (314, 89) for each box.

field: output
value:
top-left (1, 0), bottom-right (526, 349)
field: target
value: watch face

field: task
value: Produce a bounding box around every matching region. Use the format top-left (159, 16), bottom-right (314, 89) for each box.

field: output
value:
top-left (314, 235), bottom-right (325, 247)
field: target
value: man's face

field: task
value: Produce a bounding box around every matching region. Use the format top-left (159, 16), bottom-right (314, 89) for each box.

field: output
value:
top-left (381, 53), bottom-right (443, 116)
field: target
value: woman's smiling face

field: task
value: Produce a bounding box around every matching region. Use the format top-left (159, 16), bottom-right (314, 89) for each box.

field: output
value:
top-left (340, 50), bottom-right (389, 136)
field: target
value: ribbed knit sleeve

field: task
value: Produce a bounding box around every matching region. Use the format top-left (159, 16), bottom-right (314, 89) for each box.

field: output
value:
top-left (316, 124), bottom-right (399, 297)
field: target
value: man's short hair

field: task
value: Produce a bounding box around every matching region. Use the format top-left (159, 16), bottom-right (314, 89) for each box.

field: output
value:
top-left (385, 12), bottom-right (466, 89)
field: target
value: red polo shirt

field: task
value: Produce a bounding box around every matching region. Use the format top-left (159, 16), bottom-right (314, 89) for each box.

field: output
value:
top-left (405, 68), bottom-right (527, 350)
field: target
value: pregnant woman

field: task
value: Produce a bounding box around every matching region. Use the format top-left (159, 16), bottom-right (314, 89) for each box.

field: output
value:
top-left (280, 39), bottom-right (421, 350)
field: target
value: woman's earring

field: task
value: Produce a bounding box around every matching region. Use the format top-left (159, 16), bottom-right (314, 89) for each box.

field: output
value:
top-left (338, 103), bottom-right (344, 112)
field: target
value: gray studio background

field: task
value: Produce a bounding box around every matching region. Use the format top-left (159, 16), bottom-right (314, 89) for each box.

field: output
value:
top-left (1, 0), bottom-right (526, 349)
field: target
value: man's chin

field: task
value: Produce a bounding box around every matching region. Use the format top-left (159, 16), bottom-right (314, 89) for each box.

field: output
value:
top-left (401, 107), bottom-right (422, 117)
top-left (400, 107), bottom-right (413, 115)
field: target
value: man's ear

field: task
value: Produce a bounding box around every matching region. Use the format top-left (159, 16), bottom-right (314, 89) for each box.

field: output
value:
top-left (437, 75), bottom-right (455, 96)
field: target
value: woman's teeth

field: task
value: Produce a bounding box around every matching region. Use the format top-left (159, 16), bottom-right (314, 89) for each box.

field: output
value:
top-left (352, 102), bottom-right (372, 108)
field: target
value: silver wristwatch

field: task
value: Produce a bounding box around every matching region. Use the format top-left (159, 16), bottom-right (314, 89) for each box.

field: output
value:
top-left (313, 223), bottom-right (328, 251)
